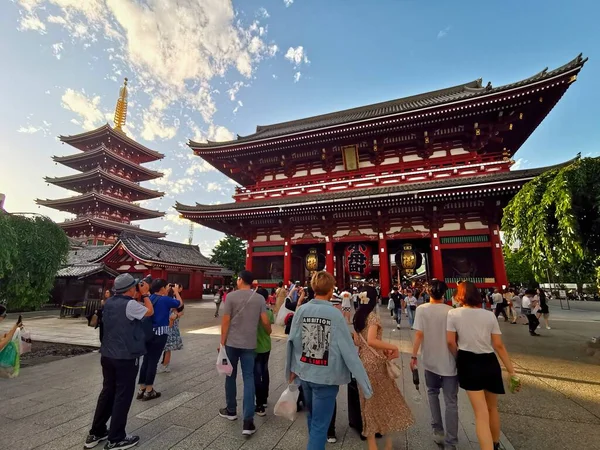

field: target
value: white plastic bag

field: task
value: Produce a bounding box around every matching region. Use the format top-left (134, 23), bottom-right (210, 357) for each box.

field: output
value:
top-left (216, 345), bottom-right (233, 376)
top-left (275, 304), bottom-right (293, 326)
top-left (387, 298), bottom-right (395, 311)
top-left (19, 328), bottom-right (32, 355)
top-left (274, 384), bottom-right (300, 421)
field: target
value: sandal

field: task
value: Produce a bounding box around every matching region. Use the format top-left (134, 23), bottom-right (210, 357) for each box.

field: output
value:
top-left (136, 390), bottom-right (145, 400)
top-left (142, 389), bottom-right (161, 401)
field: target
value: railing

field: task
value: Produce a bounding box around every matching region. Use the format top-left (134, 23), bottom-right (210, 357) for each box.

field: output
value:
top-left (446, 277), bottom-right (496, 284)
top-left (60, 299), bottom-right (101, 319)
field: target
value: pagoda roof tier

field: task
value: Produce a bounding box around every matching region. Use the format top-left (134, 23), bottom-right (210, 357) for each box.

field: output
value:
top-left (59, 216), bottom-right (166, 239)
top-left (53, 145), bottom-right (163, 182)
top-left (176, 162), bottom-right (568, 226)
top-left (191, 54), bottom-right (586, 155)
top-left (91, 232), bottom-right (219, 270)
top-left (45, 168), bottom-right (164, 201)
top-left (60, 124), bottom-right (165, 163)
top-left (37, 192), bottom-right (164, 221)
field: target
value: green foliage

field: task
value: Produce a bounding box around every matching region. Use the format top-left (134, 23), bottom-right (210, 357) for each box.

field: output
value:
top-left (0, 214), bottom-right (69, 310)
top-left (502, 157), bottom-right (600, 284)
top-left (503, 247), bottom-right (537, 287)
top-left (210, 235), bottom-right (246, 275)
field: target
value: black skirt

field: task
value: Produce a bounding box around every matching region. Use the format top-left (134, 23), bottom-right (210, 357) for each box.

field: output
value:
top-left (456, 350), bottom-right (505, 394)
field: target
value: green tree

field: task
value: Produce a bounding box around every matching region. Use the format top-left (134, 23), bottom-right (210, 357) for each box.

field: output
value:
top-left (503, 246), bottom-right (537, 287)
top-left (0, 214), bottom-right (69, 310)
top-left (210, 235), bottom-right (246, 275)
top-left (502, 156), bottom-right (600, 287)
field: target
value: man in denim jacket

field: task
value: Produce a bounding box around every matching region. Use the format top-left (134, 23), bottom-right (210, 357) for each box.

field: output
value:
top-left (286, 271), bottom-right (373, 450)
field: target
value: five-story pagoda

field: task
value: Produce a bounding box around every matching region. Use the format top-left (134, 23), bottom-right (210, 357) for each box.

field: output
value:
top-left (37, 79), bottom-right (166, 245)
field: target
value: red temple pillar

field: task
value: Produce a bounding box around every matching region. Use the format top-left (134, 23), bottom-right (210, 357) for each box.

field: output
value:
top-left (284, 240), bottom-right (292, 286)
top-left (378, 233), bottom-right (391, 298)
top-left (325, 237), bottom-right (335, 275)
top-left (335, 248), bottom-right (345, 288)
top-left (430, 230), bottom-right (444, 280)
top-left (246, 241), bottom-right (253, 272)
top-left (490, 224), bottom-right (508, 289)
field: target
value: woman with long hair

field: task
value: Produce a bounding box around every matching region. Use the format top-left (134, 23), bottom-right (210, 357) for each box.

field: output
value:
top-left (353, 287), bottom-right (414, 449)
top-left (447, 281), bottom-right (518, 450)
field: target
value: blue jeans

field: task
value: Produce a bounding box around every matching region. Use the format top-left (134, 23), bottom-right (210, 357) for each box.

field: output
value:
top-left (300, 380), bottom-right (339, 450)
top-left (394, 306), bottom-right (402, 325)
top-left (225, 346), bottom-right (256, 421)
top-left (425, 370), bottom-right (459, 446)
top-left (408, 306), bottom-right (415, 327)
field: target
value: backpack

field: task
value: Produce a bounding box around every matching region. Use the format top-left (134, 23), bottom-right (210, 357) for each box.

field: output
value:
top-left (141, 295), bottom-right (160, 342)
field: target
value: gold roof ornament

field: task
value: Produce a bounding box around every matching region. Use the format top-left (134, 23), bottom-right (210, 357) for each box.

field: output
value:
top-left (113, 78), bottom-right (129, 132)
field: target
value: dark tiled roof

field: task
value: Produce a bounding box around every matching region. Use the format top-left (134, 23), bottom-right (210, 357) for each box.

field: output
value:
top-left (205, 267), bottom-right (235, 276)
top-left (115, 233), bottom-right (218, 269)
top-left (60, 124), bottom-right (165, 161)
top-left (66, 246), bottom-right (112, 265)
top-left (176, 163), bottom-right (568, 214)
top-left (190, 54), bottom-right (586, 150)
top-left (60, 217), bottom-right (166, 239)
top-left (45, 168), bottom-right (164, 200)
top-left (56, 264), bottom-right (119, 279)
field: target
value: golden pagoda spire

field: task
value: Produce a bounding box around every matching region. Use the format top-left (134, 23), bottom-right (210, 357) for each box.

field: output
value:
top-left (113, 77), bottom-right (128, 132)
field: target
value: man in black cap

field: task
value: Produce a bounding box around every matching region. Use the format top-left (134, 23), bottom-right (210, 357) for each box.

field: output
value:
top-left (84, 273), bottom-right (154, 450)
top-left (219, 270), bottom-right (272, 437)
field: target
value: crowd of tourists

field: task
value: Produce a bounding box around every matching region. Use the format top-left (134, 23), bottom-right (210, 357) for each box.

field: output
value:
top-left (83, 273), bottom-right (186, 450)
top-left (35, 266), bottom-right (530, 450)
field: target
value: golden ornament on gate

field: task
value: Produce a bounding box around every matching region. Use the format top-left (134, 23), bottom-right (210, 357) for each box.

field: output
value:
top-left (305, 248), bottom-right (319, 272)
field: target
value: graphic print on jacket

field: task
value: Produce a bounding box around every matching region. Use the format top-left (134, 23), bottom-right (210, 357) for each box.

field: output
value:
top-left (301, 317), bottom-right (331, 365)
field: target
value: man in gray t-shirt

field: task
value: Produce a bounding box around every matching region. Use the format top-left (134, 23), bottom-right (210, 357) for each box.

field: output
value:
top-left (411, 280), bottom-right (459, 449)
top-left (219, 270), bottom-right (271, 437)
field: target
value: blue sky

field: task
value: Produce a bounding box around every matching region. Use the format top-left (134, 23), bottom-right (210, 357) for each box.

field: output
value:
top-left (1, 0), bottom-right (598, 254)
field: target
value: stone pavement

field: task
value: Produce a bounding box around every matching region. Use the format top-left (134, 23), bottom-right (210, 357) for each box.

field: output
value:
top-left (0, 303), bottom-right (512, 450)
top-left (2, 299), bottom-right (599, 449)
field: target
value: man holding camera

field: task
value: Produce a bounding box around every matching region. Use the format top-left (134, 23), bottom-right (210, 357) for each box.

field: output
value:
top-left (85, 273), bottom-right (154, 450)
top-left (137, 279), bottom-right (183, 401)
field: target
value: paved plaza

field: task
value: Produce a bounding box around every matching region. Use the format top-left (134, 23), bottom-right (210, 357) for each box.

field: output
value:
top-left (1, 300), bottom-right (599, 450)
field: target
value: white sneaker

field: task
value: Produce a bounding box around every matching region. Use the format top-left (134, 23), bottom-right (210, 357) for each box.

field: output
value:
top-left (396, 324), bottom-right (400, 329)
top-left (546, 326), bottom-right (551, 330)
top-left (157, 364), bottom-right (170, 373)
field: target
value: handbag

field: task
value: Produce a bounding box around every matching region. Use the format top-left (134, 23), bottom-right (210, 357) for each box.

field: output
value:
top-left (88, 313), bottom-right (99, 328)
top-left (358, 333), bottom-right (401, 379)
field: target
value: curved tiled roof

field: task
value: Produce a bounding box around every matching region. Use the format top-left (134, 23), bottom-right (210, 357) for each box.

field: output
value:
top-left (176, 162), bottom-right (570, 214)
top-left (45, 168), bottom-right (164, 200)
top-left (60, 216), bottom-right (166, 239)
top-left (60, 124), bottom-right (165, 161)
top-left (190, 54), bottom-right (587, 151)
top-left (93, 233), bottom-right (218, 269)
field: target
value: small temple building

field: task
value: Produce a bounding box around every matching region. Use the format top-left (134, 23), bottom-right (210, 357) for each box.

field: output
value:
top-left (176, 54), bottom-right (587, 298)
top-left (39, 79), bottom-right (231, 299)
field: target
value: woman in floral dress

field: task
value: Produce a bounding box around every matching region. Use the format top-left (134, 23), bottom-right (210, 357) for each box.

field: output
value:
top-left (158, 304), bottom-right (184, 373)
top-left (353, 287), bottom-right (414, 450)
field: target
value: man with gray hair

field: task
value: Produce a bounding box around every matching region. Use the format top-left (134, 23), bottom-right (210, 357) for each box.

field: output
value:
top-left (84, 274), bottom-right (154, 450)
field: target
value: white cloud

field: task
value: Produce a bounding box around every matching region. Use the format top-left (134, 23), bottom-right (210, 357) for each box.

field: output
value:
top-left (227, 81), bottom-right (246, 101)
top-left (285, 46), bottom-right (309, 67)
top-left (149, 168), bottom-right (194, 196)
top-left (284, 0), bottom-right (294, 7)
top-left (52, 42), bottom-right (64, 59)
top-left (437, 26), bottom-right (450, 39)
top-left (186, 159), bottom-right (216, 176)
top-left (17, 121), bottom-right (51, 136)
top-left (293, 71), bottom-right (302, 83)
top-left (164, 207), bottom-right (191, 226)
top-left (206, 182), bottom-right (222, 192)
top-left (61, 88), bottom-right (105, 130)
top-left (257, 7), bottom-right (270, 18)
top-left (16, 0), bottom-right (278, 130)
top-left (272, 74), bottom-right (278, 80)
top-left (510, 158), bottom-right (529, 171)
top-left (19, 13), bottom-right (47, 33)
top-left (140, 109), bottom-right (178, 141)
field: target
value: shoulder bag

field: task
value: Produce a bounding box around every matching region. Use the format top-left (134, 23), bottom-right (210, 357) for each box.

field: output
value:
top-left (358, 332), bottom-right (402, 379)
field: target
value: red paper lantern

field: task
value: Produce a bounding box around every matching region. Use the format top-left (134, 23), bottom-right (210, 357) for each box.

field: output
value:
top-left (344, 244), bottom-right (372, 279)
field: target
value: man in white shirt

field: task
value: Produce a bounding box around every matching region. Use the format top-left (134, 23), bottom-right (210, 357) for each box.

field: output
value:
top-left (411, 279), bottom-right (458, 450)
top-left (405, 289), bottom-right (418, 328)
top-left (492, 289), bottom-right (508, 321)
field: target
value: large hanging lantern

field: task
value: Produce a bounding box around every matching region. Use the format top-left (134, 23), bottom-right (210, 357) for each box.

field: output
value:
top-left (395, 243), bottom-right (423, 276)
top-left (305, 248), bottom-right (325, 274)
top-left (344, 244), bottom-right (373, 279)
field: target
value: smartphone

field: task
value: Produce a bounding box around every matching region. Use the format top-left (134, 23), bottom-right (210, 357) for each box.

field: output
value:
top-left (16, 314), bottom-right (22, 325)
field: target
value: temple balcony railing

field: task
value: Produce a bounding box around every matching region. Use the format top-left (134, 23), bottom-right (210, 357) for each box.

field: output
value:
top-left (233, 159), bottom-right (511, 202)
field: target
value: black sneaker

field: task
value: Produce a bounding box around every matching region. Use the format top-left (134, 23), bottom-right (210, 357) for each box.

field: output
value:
top-left (142, 389), bottom-right (161, 401)
top-left (84, 433), bottom-right (108, 448)
top-left (242, 419), bottom-right (256, 436)
top-left (255, 405), bottom-right (266, 417)
top-left (219, 407), bottom-right (237, 421)
top-left (103, 436), bottom-right (140, 450)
